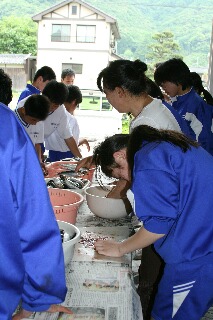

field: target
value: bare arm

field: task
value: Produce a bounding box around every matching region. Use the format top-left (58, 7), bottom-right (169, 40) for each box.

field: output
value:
top-left (94, 226), bottom-right (164, 257)
top-left (64, 137), bottom-right (82, 158)
top-left (35, 143), bottom-right (42, 163)
top-left (106, 180), bottom-right (131, 199)
top-left (35, 143), bottom-right (48, 176)
top-left (78, 138), bottom-right (90, 152)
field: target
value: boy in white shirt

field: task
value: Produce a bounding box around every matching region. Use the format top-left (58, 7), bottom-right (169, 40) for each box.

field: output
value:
top-left (45, 85), bottom-right (90, 161)
top-left (17, 80), bottom-right (81, 161)
top-left (15, 94), bottom-right (50, 172)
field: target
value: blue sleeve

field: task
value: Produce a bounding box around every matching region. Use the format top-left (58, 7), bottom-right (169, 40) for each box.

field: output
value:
top-left (132, 169), bottom-right (179, 234)
top-left (17, 90), bottom-right (31, 104)
top-left (1, 108), bottom-right (67, 312)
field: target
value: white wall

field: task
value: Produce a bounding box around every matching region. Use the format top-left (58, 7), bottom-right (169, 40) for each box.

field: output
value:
top-left (35, 1), bottom-right (119, 90)
top-left (36, 49), bottom-right (110, 89)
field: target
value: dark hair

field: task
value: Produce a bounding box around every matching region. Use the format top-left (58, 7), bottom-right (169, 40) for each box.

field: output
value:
top-left (190, 72), bottom-right (203, 94)
top-left (61, 68), bottom-right (75, 79)
top-left (33, 66), bottom-right (56, 82)
top-left (190, 72), bottom-right (213, 106)
top-left (42, 80), bottom-right (69, 105)
top-left (0, 69), bottom-right (12, 105)
top-left (146, 77), bottom-right (164, 99)
top-left (93, 134), bottom-right (130, 177)
top-left (66, 85), bottom-right (82, 104)
top-left (154, 58), bottom-right (191, 91)
top-left (97, 59), bottom-right (149, 96)
top-left (127, 125), bottom-right (199, 172)
top-left (24, 94), bottom-right (50, 120)
top-left (93, 125), bottom-right (199, 179)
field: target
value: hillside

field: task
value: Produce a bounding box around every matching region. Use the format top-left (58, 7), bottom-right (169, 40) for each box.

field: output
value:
top-left (1, 0), bottom-right (213, 67)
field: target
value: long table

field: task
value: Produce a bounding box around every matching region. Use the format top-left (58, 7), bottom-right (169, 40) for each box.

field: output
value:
top-left (31, 196), bottom-right (143, 320)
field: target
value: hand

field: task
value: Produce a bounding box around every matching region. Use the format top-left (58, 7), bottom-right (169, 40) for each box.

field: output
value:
top-left (75, 155), bottom-right (93, 172)
top-left (12, 305), bottom-right (72, 320)
top-left (94, 239), bottom-right (123, 257)
top-left (106, 180), bottom-right (131, 199)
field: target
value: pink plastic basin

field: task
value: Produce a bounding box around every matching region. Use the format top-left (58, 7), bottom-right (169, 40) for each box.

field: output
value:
top-left (48, 188), bottom-right (84, 224)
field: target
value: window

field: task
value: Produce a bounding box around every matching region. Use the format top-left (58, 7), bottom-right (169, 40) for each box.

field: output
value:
top-left (72, 5), bottom-right (77, 15)
top-left (51, 24), bottom-right (71, 42)
top-left (76, 25), bottom-right (96, 43)
top-left (62, 63), bottom-right (83, 74)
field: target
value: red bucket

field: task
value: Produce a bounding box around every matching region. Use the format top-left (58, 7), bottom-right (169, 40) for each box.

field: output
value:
top-left (48, 188), bottom-right (84, 224)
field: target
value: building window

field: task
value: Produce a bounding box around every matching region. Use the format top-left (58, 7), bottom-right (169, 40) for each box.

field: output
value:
top-left (72, 5), bottom-right (77, 15)
top-left (51, 24), bottom-right (71, 42)
top-left (76, 25), bottom-right (96, 43)
top-left (62, 63), bottom-right (83, 74)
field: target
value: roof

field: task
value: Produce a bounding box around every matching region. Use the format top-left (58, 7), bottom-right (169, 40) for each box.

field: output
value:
top-left (0, 54), bottom-right (32, 64)
top-left (32, 0), bottom-right (120, 39)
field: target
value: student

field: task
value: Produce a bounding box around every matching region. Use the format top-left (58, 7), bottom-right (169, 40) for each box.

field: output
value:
top-left (41, 81), bottom-right (82, 160)
top-left (15, 94), bottom-right (50, 173)
top-left (94, 125), bottom-right (213, 320)
top-left (75, 59), bottom-right (190, 319)
top-left (0, 97), bottom-right (72, 318)
top-left (76, 59), bottom-right (185, 171)
top-left (154, 58), bottom-right (213, 155)
top-left (61, 68), bottom-right (75, 85)
top-left (190, 71), bottom-right (213, 106)
top-left (17, 66), bottom-right (56, 103)
top-left (46, 85), bottom-right (90, 161)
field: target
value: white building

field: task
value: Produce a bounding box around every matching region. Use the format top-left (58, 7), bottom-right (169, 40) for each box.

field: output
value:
top-left (32, 0), bottom-right (121, 90)
top-left (32, 0), bottom-right (123, 141)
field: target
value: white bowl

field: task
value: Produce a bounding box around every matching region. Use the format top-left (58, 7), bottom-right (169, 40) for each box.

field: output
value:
top-left (57, 220), bottom-right (81, 265)
top-left (85, 185), bottom-right (128, 219)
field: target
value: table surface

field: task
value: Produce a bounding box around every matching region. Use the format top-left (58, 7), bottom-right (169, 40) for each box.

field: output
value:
top-left (29, 193), bottom-right (143, 320)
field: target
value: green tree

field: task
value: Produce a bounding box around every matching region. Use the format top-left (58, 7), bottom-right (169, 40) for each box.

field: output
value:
top-left (0, 16), bottom-right (37, 55)
top-left (147, 31), bottom-right (182, 64)
top-left (146, 31), bottom-right (183, 79)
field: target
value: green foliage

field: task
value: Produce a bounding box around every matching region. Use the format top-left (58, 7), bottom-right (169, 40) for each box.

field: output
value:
top-left (0, 0), bottom-right (212, 67)
top-left (0, 16), bottom-right (37, 54)
top-left (147, 31), bottom-right (182, 62)
top-left (86, 0), bottom-right (212, 67)
top-left (122, 119), bottom-right (130, 134)
top-left (145, 31), bottom-right (183, 79)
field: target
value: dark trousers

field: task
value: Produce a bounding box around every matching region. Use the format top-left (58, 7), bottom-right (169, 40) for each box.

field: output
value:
top-left (137, 245), bottom-right (165, 320)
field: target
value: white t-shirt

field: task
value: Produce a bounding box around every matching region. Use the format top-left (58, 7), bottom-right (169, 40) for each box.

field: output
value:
top-left (130, 98), bottom-right (181, 132)
top-left (45, 110), bottom-right (80, 152)
top-left (17, 98), bottom-right (72, 148)
top-left (14, 108), bottom-right (44, 145)
top-left (44, 104), bottom-right (71, 142)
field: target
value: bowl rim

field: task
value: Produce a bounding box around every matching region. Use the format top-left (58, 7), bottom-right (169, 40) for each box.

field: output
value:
top-left (57, 220), bottom-right (81, 242)
top-left (49, 188), bottom-right (84, 207)
top-left (85, 185), bottom-right (117, 199)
